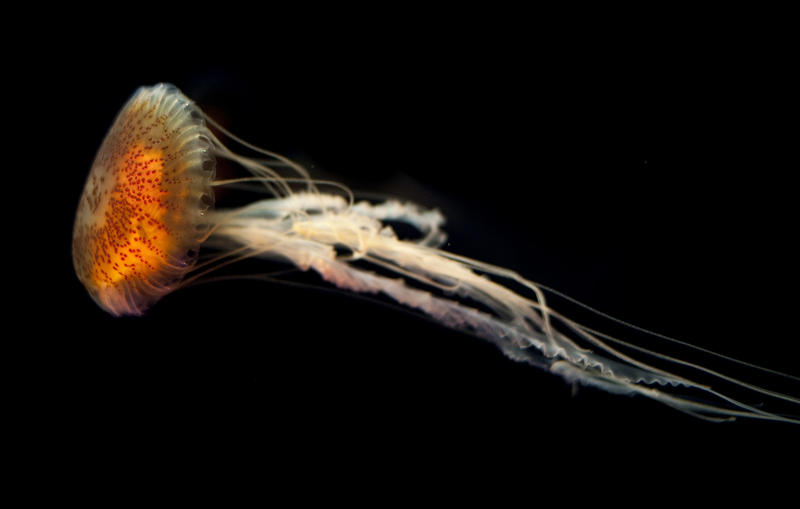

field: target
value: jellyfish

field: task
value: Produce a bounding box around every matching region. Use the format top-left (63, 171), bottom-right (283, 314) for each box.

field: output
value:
top-left (72, 83), bottom-right (800, 423)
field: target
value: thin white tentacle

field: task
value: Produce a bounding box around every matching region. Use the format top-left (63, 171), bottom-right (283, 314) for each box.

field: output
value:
top-left (203, 192), bottom-right (800, 424)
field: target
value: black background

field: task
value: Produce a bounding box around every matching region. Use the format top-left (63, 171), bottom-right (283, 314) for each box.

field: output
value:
top-left (14, 17), bottom-right (799, 490)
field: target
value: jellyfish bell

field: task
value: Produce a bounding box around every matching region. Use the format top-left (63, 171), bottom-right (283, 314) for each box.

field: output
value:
top-left (72, 84), bottom-right (216, 316)
top-left (73, 83), bottom-right (800, 423)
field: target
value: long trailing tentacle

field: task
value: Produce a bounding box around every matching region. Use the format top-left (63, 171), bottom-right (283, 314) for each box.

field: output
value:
top-left (204, 192), bottom-right (800, 424)
top-left (192, 97), bottom-right (799, 423)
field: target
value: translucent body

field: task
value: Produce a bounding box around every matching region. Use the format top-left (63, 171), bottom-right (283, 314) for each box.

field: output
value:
top-left (72, 84), bottom-right (215, 315)
top-left (73, 84), bottom-right (800, 423)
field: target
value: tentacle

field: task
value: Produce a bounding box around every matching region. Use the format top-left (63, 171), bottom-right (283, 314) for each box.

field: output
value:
top-left (206, 192), bottom-right (800, 423)
top-left (349, 200), bottom-right (447, 248)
